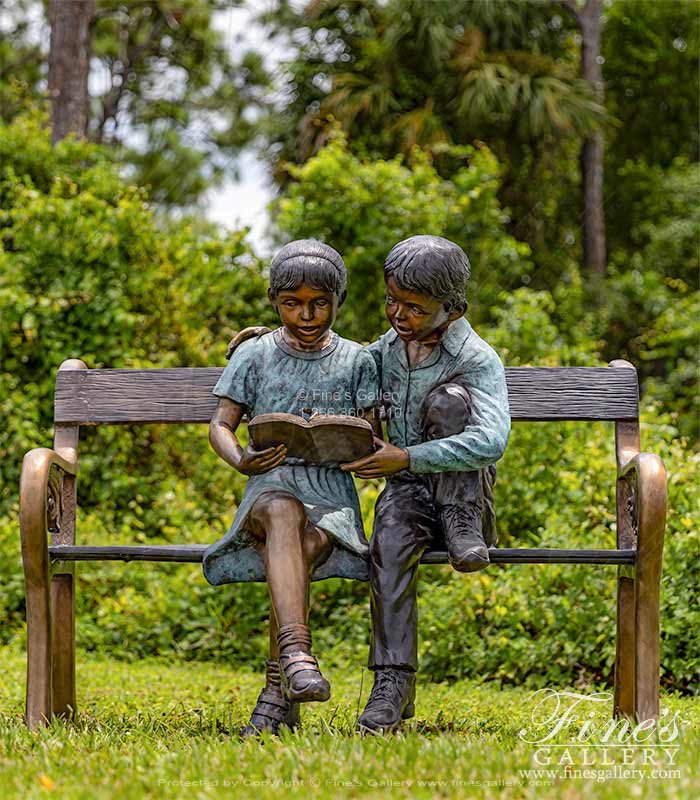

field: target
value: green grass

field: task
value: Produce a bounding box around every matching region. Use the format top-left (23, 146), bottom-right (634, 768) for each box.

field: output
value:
top-left (0, 645), bottom-right (698, 799)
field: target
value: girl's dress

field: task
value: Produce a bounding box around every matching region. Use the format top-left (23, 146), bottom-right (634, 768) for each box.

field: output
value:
top-left (203, 329), bottom-right (378, 584)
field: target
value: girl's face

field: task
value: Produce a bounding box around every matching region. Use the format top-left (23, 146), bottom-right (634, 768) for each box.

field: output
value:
top-left (269, 283), bottom-right (338, 349)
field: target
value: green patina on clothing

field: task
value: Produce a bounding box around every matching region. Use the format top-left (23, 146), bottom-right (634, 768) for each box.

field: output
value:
top-left (366, 316), bottom-right (511, 472)
top-left (203, 328), bottom-right (378, 585)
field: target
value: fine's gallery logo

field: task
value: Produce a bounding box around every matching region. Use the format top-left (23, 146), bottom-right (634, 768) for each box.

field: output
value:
top-left (518, 689), bottom-right (684, 783)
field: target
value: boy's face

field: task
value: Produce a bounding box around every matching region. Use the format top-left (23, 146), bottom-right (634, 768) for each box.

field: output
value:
top-left (269, 284), bottom-right (338, 347)
top-left (385, 275), bottom-right (463, 342)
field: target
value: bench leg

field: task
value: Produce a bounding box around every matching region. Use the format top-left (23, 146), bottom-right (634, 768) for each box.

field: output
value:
top-left (614, 574), bottom-right (635, 718)
top-left (51, 570), bottom-right (76, 718)
top-left (634, 548), bottom-right (663, 722)
top-left (632, 454), bottom-right (666, 722)
top-left (20, 488), bottom-right (53, 729)
top-left (24, 578), bottom-right (52, 728)
top-left (51, 419), bottom-right (80, 721)
top-left (613, 567), bottom-right (662, 723)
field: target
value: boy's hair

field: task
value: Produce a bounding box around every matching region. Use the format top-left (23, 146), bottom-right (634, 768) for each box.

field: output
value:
top-left (269, 239), bottom-right (347, 303)
top-left (384, 235), bottom-right (470, 310)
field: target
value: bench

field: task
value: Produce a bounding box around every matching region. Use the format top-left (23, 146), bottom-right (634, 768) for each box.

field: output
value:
top-left (20, 357), bottom-right (666, 729)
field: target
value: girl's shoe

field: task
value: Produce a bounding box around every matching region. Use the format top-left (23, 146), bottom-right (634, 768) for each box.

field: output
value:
top-left (277, 622), bottom-right (331, 703)
top-left (241, 659), bottom-right (300, 737)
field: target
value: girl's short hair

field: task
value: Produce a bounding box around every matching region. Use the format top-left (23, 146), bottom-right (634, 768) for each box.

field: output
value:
top-left (269, 239), bottom-right (347, 302)
top-left (384, 235), bottom-right (470, 310)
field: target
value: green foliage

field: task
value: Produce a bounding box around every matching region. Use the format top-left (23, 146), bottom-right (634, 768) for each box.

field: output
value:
top-left (638, 293), bottom-right (700, 440)
top-left (0, 112), bottom-right (275, 512)
top-left (0, 0), bottom-right (44, 122)
top-left (274, 134), bottom-right (531, 341)
top-left (0, 0), bottom-right (270, 205)
top-left (263, 0), bottom-right (604, 275)
top-left (90, 0), bottom-right (271, 204)
top-left (605, 157), bottom-right (700, 271)
top-left (487, 285), bottom-right (601, 367)
top-left (602, 0), bottom-right (699, 262)
top-left (265, 0), bottom-right (600, 168)
top-left (599, 161), bottom-right (700, 439)
top-left (603, 0), bottom-right (699, 172)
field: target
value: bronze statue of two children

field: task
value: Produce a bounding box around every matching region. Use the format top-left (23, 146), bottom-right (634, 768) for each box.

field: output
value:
top-left (202, 235), bottom-right (511, 736)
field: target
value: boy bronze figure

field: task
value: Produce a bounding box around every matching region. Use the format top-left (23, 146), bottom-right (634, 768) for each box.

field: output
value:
top-left (342, 235), bottom-right (510, 733)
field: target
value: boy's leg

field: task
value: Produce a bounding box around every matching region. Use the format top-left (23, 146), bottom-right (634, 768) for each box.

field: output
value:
top-left (360, 478), bottom-right (437, 732)
top-left (481, 464), bottom-right (497, 548)
top-left (422, 382), bottom-right (495, 571)
top-left (368, 478), bottom-right (437, 670)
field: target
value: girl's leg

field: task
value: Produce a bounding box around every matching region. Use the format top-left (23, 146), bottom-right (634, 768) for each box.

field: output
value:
top-left (248, 492), bottom-right (331, 626)
top-left (248, 492), bottom-right (333, 702)
top-left (269, 605), bottom-right (279, 660)
top-left (241, 607), bottom-right (299, 737)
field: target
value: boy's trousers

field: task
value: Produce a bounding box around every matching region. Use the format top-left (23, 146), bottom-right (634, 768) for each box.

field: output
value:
top-left (368, 381), bottom-right (497, 671)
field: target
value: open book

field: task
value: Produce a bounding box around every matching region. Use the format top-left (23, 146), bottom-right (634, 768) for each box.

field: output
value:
top-left (248, 413), bottom-right (375, 465)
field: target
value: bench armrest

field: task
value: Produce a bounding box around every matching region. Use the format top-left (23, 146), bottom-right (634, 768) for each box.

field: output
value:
top-left (20, 448), bottom-right (77, 583)
top-left (618, 452), bottom-right (667, 528)
top-left (617, 451), bottom-right (667, 569)
top-left (20, 447), bottom-right (78, 728)
top-left (22, 447), bottom-right (76, 478)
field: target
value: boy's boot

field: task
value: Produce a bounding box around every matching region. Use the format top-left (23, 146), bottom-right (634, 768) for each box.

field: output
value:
top-left (439, 497), bottom-right (490, 572)
top-left (357, 667), bottom-right (416, 734)
top-left (240, 659), bottom-right (301, 737)
top-left (277, 622), bottom-right (331, 703)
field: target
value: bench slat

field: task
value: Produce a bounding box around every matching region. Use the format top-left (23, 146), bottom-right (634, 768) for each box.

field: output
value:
top-left (49, 544), bottom-right (637, 567)
top-left (55, 366), bottom-right (639, 424)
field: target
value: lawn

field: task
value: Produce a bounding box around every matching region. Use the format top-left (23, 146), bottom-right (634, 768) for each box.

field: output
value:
top-left (0, 645), bottom-right (697, 799)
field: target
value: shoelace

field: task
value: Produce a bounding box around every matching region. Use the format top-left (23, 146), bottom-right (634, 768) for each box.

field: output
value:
top-left (369, 671), bottom-right (405, 704)
top-left (442, 505), bottom-right (482, 542)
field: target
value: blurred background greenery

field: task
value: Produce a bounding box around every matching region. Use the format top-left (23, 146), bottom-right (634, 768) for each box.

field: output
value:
top-left (0, 1), bottom-right (698, 693)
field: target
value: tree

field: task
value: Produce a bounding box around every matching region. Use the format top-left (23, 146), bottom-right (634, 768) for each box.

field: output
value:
top-left (262, 0), bottom-right (605, 278)
top-left (1, 0), bottom-right (270, 204)
top-left (265, 0), bottom-right (603, 165)
top-left (89, 0), bottom-right (270, 204)
top-left (603, 0), bottom-right (699, 170)
top-left (0, 0), bottom-right (45, 121)
top-left (562, 0), bottom-right (606, 274)
top-left (48, 0), bottom-right (95, 142)
top-left (602, 0), bottom-right (700, 255)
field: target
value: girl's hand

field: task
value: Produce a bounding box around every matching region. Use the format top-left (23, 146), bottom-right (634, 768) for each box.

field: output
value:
top-left (236, 443), bottom-right (287, 475)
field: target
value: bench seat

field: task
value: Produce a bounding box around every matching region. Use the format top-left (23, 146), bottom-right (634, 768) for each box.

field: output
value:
top-left (48, 544), bottom-right (638, 567)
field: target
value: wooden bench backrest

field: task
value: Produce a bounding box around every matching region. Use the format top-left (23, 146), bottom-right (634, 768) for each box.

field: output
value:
top-left (54, 366), bottom-right (639, 425)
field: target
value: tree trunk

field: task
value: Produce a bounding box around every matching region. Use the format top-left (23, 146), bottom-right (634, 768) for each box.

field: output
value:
top-left (578, 0), bottom-right (606, 275)
top-left (48, 0), bottom-right (95, 144)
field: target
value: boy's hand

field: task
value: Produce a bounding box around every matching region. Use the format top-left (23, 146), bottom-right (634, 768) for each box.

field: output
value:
top-left (226, 326), bottom-right (274, 359)
top-left (237, 443), bottom-right (287, 475)
top-left (341, 437), bottom-right (409, 478)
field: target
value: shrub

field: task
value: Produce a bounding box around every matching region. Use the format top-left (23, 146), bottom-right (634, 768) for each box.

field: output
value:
top-left (0, 112), bottom-right (275, 518)
top-left (274, 134), bottom-right (531, 341)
